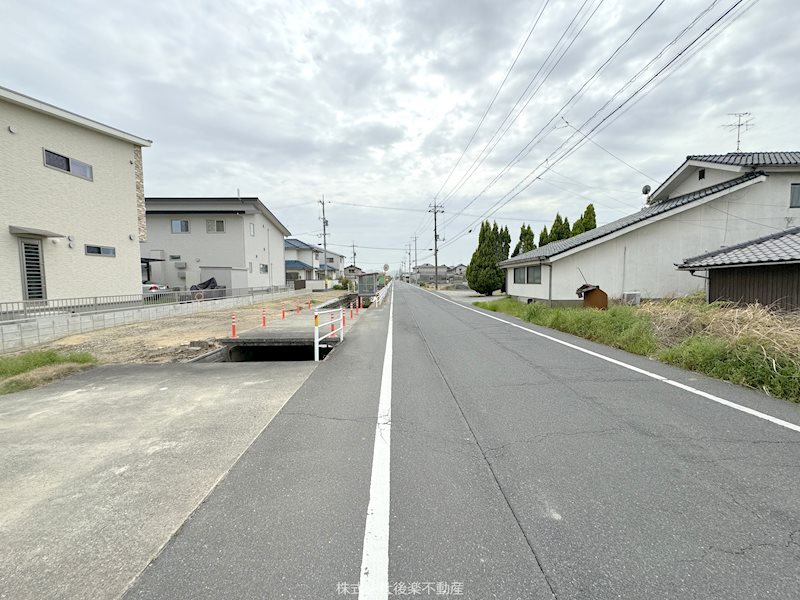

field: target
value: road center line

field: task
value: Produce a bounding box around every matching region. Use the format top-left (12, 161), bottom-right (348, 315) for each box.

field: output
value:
top-left (358, 282), bottom-right (394, 599)
top-left (413, 284), bottom-right (800, 435)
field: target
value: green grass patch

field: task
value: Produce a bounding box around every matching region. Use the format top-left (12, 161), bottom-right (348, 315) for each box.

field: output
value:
top-left (659, 336), bottom-right (800, 401)
top-left (475, 298), bottom-right (659, 356)
top-left (0, 350), bottom-right (95, 378)
top-left (474, 297), bottom-right (800, 402)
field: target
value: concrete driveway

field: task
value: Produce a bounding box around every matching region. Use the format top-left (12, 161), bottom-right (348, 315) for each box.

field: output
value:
top-left (0, 362), bottom-right (315, 600)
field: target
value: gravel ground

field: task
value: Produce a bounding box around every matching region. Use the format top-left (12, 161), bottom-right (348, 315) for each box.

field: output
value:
top-left (35, 290), bottom-right (348, 363)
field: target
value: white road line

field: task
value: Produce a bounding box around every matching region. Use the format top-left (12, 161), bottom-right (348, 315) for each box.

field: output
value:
top-left (358, 283), bottom-right (394, 599)
top-left (412, 284), bottom-right (800, 435)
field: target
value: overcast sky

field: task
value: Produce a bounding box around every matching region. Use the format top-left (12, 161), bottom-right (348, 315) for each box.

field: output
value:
top-left (2, 0), bottom-right (795, 271)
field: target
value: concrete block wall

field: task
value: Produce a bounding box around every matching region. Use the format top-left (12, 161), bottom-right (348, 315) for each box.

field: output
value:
top-left (0, 289), bottom-right (302, 354)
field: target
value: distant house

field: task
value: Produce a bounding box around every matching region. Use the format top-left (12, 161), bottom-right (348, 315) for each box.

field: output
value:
top-left (343, 264), bottom-right (363, 281)
top-left (500, 152), bottom-right (800, 305)
top-left (0, 86), bottom-right (151, 301)
top-left (140, 197), bottom-right (290, 290)
top-left (414, 263), bottom-right (449, 283)
top-left (447, 263), bottom-right (468, 282)
top-left (284, 239), bottom-right (346, 281)
top-left (677, 226), bottom-right (800, 310)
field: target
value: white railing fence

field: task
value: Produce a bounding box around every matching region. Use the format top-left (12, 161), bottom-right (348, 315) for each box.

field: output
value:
top-left (313, 307), bottom-right (345, 362)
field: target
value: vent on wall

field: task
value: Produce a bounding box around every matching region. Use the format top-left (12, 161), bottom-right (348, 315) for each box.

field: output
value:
top-left (174, 262), bottom-right (187, 269)
top-left (622, 292), bottom-right (641, 305)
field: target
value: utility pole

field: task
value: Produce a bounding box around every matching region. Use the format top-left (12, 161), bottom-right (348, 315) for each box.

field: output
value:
top-left (351, 242), bottom-right (357, 268)
top-left (319, 196), bottom-right (329, 289)
top-left (429, 201), bottom-right (444, 290)
top-left (412, 235), bottom-right (418, 284)
top-left (723, 112), bottom-right (754, 152)
top-left (407, 244), bottom-right (412, 283)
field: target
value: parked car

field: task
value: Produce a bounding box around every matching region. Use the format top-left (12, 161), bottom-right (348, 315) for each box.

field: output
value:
top-left (142, 283), bottom-right (168, 293)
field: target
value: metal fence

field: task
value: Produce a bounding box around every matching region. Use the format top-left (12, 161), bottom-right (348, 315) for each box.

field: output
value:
top-left (0, 285), bottom-right (292, 323)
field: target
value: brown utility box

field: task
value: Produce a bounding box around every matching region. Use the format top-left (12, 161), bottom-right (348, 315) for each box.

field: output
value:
top-left (575, 284), bottom-right (608, 310)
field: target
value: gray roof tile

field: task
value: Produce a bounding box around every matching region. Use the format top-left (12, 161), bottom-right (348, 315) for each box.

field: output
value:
top-left (677, 226), bottom-right (800, 269)
top-left (687, 152), bottom-right (800, 167)
top-left (500, 171), bottom-right (766, 266)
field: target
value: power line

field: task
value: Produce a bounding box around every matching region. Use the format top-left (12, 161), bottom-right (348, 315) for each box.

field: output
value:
top-left (437, 0), bottom-right (753, 251)
top-left (432, 0), bottom-right (551, 202)
top-left (439, 0), bottom-right (605, 207)
top-left (440, 0), bottom-right (665, 229)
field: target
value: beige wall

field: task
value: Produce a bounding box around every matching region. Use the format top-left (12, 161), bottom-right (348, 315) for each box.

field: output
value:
top-left (509, 173), bottom-right (800, 302)
top-left (0, 100), bottom-right (143, 302)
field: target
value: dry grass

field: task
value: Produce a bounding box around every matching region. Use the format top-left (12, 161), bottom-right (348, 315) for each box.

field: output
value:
top-left (639, 294), bottom-right (800, 363)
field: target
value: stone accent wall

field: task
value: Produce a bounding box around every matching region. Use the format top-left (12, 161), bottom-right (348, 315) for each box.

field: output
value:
top-left (134, 145), bottom-right (146, 241)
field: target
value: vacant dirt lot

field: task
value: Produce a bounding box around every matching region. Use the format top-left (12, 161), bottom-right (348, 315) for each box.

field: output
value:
top-left (35, 290), bottom-right (347, 363)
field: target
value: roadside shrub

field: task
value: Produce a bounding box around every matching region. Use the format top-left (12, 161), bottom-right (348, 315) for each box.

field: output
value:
top-left (660, 336), bottom-right (800, 401)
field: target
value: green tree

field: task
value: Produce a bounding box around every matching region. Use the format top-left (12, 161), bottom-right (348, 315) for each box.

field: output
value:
top-left (550, 213), bottom-right (572, 242)
top-left (466, 221), bottom-right (505, 296)
top-left (582, 204), bottom-right (597, 230)
top-left (539, 225), bottom-right (550, 247)
top-left (572, 217), bottom-right (586, 236)
top-left (512, 223), bottom-right (536, 257)
top-left (500, 225), bottom-right (511, 261)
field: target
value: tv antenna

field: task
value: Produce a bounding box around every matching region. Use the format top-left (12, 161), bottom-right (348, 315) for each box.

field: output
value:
top-left (722, 112), bottom-right (754, 152)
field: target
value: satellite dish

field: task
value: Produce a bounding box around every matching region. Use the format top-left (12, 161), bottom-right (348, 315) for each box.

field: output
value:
top-left (642, 184), bottom-right (651, 195)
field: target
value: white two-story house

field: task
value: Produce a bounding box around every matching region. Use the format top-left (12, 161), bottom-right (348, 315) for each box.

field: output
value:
top-left (140, 197), bottom-right (290, 290)
top-left (0, 86), bottom-right (151, 302)
top-left (284, 238), bottom-right (345, 281)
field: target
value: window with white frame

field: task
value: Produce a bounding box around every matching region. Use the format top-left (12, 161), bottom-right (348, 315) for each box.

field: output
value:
top-left (206, 219), bottom-right (225, 233)
top-left (260, 264), bottom-right (268, 273)
top-left (526, 265), bottom-right (541, 284)
top-left (250, 223), bottom-right (255, 236)
top-left (43, 149), bottom-right (93, 181)
top-left (513, 267), bottom-right (525, 284)
top-left (790, 184), bottom-right (800, 208)
top-left (171, 219), bottom-right (189, 233)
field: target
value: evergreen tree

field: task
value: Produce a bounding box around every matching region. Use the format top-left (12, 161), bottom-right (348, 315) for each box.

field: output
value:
top-left (512, 223), bottom-right (534, 257)
top-left (539, 225), bottom-right (550, 247)
top-left (551, 213), bottom-right (571, 242)
top-left (563, 217), bottom-right (571, 238)
top-left (466, 221), bottom-right (505, 296)
top-left (582, 204), bottom-right (597, 230)
top-left (572, 217), bottom-right (586, 236)
top-left (500, 225), bottom-right (511, 261)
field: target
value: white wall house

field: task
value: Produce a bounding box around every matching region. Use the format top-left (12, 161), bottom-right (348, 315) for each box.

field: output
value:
top-left (284, 238), bottom-right (345, 281)
top-left (140, 197), bottom-right (290, 290)
top-left (500, 152), bottom-right (800, 304)
top-left (0, 86), bottom-right (151, 302)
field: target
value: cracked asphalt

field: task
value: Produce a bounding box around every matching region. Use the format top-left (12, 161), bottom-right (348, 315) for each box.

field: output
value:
top-left (125, 283), bottom-right (800, 599)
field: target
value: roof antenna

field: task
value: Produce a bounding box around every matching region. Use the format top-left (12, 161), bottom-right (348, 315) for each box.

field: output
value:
top-left (577, 267), bottom-right (588, 284)
top-left (722, 112), bottom-right (754, 152)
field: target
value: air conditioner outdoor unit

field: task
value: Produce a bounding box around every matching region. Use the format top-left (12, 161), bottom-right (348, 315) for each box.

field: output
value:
top-left (622, 292), bottom-right (641, 305)
top-left (174, 262), bottom-right (187, 269)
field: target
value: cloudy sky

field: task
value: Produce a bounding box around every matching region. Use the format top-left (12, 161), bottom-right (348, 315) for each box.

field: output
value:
top-left (2, 0), bottom-right (795, 271)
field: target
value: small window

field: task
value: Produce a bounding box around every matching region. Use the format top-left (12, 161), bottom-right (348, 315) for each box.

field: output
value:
top-left (327, 257), bottom-right (334, 263)
top-left (527, 265), bottom-right (541, 284)
top-left (171, 219), bottom-right (190, 233)
top-left (250, 223), bottom-right (255, 236)
top-left (85, 244), bottom-right (116, 257)
top-left (248, 262), bottom-right (253, 273)
top-left (169, 254), bottom-right (181, 260)
top-left (206, 219), bottom-right (225, 233)
top-left (791, 184), bottom-right (800, 208)
top-left (260, 264), bottom-right (268, 273)
top-left (698, 168), bottom-right (706, 180)
top-left (513, 267), bottom-right (525, 284)
top-left (43, 149), bottom-right (93, 180)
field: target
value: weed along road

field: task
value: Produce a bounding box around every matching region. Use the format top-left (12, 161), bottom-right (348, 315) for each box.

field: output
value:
top-left (124, 282), bottom-right (800, 599)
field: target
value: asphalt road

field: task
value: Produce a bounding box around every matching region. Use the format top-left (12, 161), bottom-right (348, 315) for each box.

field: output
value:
top-left (125, 282), bottom-right (800, 599)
